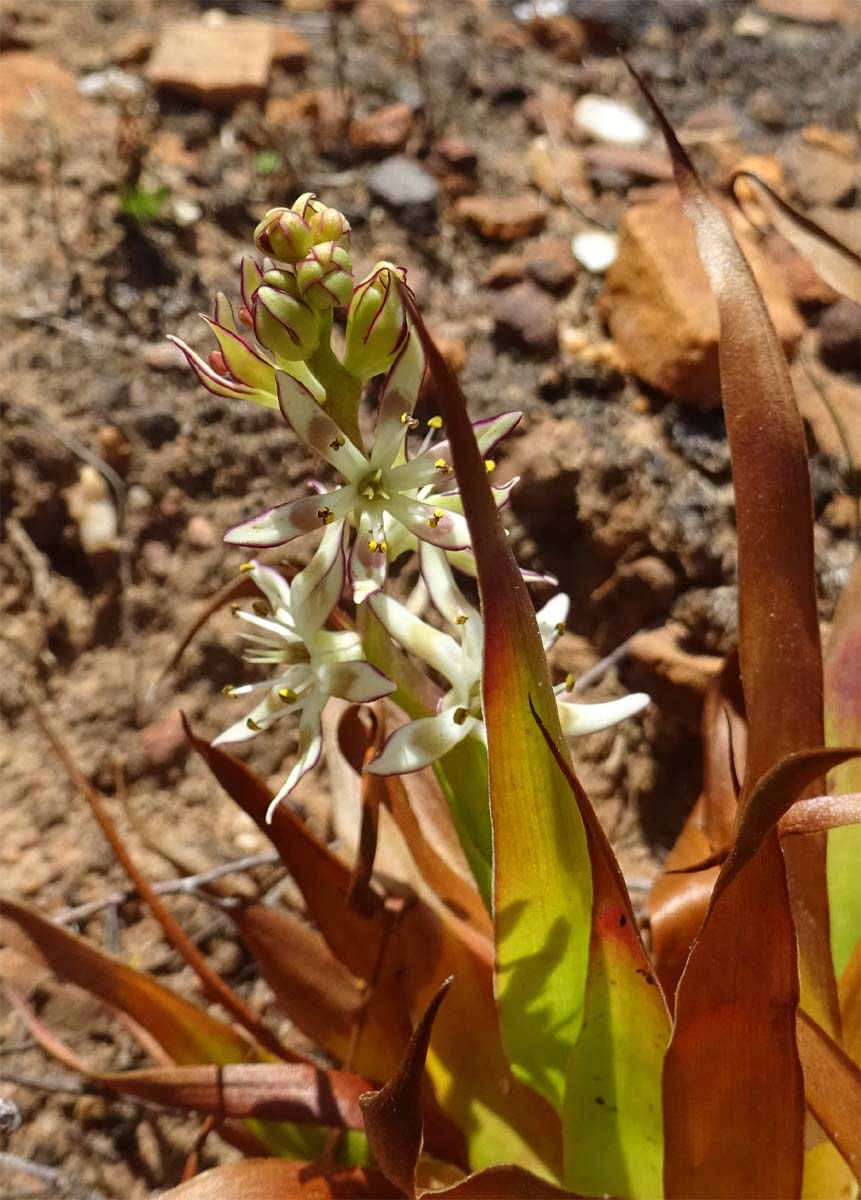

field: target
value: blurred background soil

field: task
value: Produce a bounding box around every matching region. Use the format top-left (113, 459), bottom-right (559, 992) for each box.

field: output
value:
top-left (1, 0), bottom-right (859, 1194)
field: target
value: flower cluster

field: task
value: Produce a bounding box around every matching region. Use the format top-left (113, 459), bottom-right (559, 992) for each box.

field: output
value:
top-left (172, 195), bottom-right (649, 814)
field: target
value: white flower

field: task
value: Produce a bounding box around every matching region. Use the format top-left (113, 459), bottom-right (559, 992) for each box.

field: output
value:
top-left (224, 328), bottom-right (523, 603)
top-left (365, 546), bottom-right (649, 775)
top-left (214, 522), bottom-right (394, 819)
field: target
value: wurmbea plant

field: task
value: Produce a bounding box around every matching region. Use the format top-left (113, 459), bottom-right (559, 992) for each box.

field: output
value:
top-left (4, 80), bottom-right (860, 1200)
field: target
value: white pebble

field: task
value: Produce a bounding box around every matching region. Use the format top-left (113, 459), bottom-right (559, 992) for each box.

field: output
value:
top-left (574, 94), bottom-right (649, 147)
top-left (572, 231), bottom-right (618, 274)
top-left (66, 466), bottom-right (118, 554)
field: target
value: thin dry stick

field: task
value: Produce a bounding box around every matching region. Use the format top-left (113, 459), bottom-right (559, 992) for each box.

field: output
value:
top-left (56, 853), bottom-right (281, 925)
top-left (30, 701), bottom-right (294, 1065)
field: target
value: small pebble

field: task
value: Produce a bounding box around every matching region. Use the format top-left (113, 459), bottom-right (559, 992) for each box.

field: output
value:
top-left (572, 230), bottom-right (618, 273)
top-left (573, 94), bottom-right (649, 146)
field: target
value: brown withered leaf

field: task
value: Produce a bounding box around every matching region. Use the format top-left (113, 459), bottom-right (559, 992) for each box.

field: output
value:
top-left (718, 748), bottom-right (859, 894)
top-left (184, 719), bottom-right (390, 981)
top-left (0, 900), bottom-right (252, 1065)
top-left (34, 706), bottom-right (291, 1062)
top-left (780, 792), bottom-right (861, 837)
top-left (226, 901), bottom-right (413, 1085)
top-left (337, 704), bottom-right (491, 932)
top-left (8, 992), bottom-right (371, 1128)
top-left (360, 976), bottom-right (454, 1200)
top-left (797, 1009), bottom-right (861, 1179)
top-left (732, 171), bottom-right (861, 303)
top-left (631, 64), bottom-right (822, 1197)
top-left (649, 655), bottom-right (743, 1006)
top-left (157, 1158), bottom-right (402, 1198)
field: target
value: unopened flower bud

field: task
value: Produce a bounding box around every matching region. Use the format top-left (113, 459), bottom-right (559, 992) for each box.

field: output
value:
top-left (254, 285), bottom-right (320, 362)
top-left (343, 262), bottom-right (408, 380)
top-left (296, 242), bottom-right (353, 310)
top-left (254, 207), bottom-right (314, 264)
top-left (291, 192), bottom-right (350, 248)
top-left (262, 267), bottom-right (301, 296)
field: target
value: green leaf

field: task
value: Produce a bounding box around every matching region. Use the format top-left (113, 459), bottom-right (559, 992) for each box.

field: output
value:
top-left (401, 292), bottom-right (593, 1114)
top-left (824, 561), bottom-right (861, 978)
top-left (532, 705), bottom-right (669, 1198)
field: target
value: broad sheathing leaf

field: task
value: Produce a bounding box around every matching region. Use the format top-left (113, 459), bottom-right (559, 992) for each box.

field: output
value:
top-left (532, 705), bottom-right (669, 1199)
top-left (401, 288), bottom-right (592, 1114)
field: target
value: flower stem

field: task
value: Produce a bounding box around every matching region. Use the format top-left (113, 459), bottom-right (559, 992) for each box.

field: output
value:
top-left (307, 312), bottom-right (363, 447)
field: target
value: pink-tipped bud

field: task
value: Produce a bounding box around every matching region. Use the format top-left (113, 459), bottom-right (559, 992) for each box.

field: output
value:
top-left (209, 350), bottom-right (228, 375)
top-left (343, 262), bottom-right (408, 380)
top-left (296, 242), bottom-right (354, 311)
top-left (238, 305), bottom-right (253, 328)
top-left (254, 207), bottom-right (314, 264)
top-left (253, 285), bottom-right (320, 362)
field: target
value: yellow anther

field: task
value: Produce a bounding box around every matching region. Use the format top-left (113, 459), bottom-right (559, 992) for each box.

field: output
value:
top-left (427, 509), bottom-right (445, 528)
top-left (379, 540), bottom-right (387, 553)
top-left (329, 435), bottom-right (346, 451)
top-left (564, 673), bottom-right (575, 693)
top-left (221, 685), bottom-right (236, 697)
top-left (368, 539), bottom-right (379, 553)
top-left (239, 562), bottom-right (255, 574)
top-left (246, 717), bottom-right (263, 731)
top-left (555, 621), bottom-right (566, 635)
top-left (434, 457), bottom-right (451, 472)
top-left (427, 415), bottom-right (443, 429)
top-left (453, 706), bottom-right (469, 725)
top-left (400, 412), bottom-right (419, 428)
top-left (455, 613), bottom-right (468, 625)
top-left (484, 459), bottom-right (496, 473)
top-left (278, 687), bottom-right (298, 704)
top-left (229, 602), bottom-right (241, 615)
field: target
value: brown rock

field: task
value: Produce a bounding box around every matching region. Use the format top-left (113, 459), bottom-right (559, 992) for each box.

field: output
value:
top-left (792, 360), bottom-right (861, 463)
top-left (139, 709), bottom-right (188, 771)
top-left (186, 514), bottom-right (218, 548)
top-left (801, 125), bottom-right (857, 160)
top-left (454, 192), bottom-right (547, 242)
top-left (349, 101), bottom-right (413, 157)
top-left (527, 14), bottom-right (588, 61)
top-left (818, 299), bottom-right (861, 372)
top-left (767, 235), bottom-right (839, 306)
top-left (146, 19), bottom-right (274, 107)
top-left (527, 136), bottom-right (591, 204)
top-left (492, 282), bottom-right (557, 354)
top-left (433, 135), bottom-right (477, 172)
top-left (599, 191), bottom-right (804, 407)
top-left (582, 144), bottom-right (672, 184)
top-left (783, 141), bottom-right (859, 208)
top-left (526, 237), bottom-right (578, 294)
top-left (271, 28), bottom-right (311, 66)
top-left (758, 0), bottom-right (858, 22)
top-left (628, 622), bottom-right (722, 729)
top-left (0, 52), bottom-right (79, 126)
top-left (113, 30), bottom-right (154, 65)
top-left (481, 253), bottom-right (527, 289)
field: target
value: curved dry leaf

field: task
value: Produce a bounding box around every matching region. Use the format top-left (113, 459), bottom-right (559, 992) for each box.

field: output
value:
top-left (184, 719), bottom-right (391, 981)
top-left (797, 1009), bottom-right (861, 1179)
top-left (156, 1158), bottom-right (402, 1199)
top-left (732, 171), bottom-right (861, 304)
top-left (780, 792), bottom-right (861, 837)
top-left (0, 900), bottom-right (252, 1066)
top-left (360, 976), bottom-right (455, 1199)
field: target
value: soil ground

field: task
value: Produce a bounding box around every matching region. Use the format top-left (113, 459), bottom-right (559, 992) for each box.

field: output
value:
top-left (1, 1), bottom-right (859, 1195)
